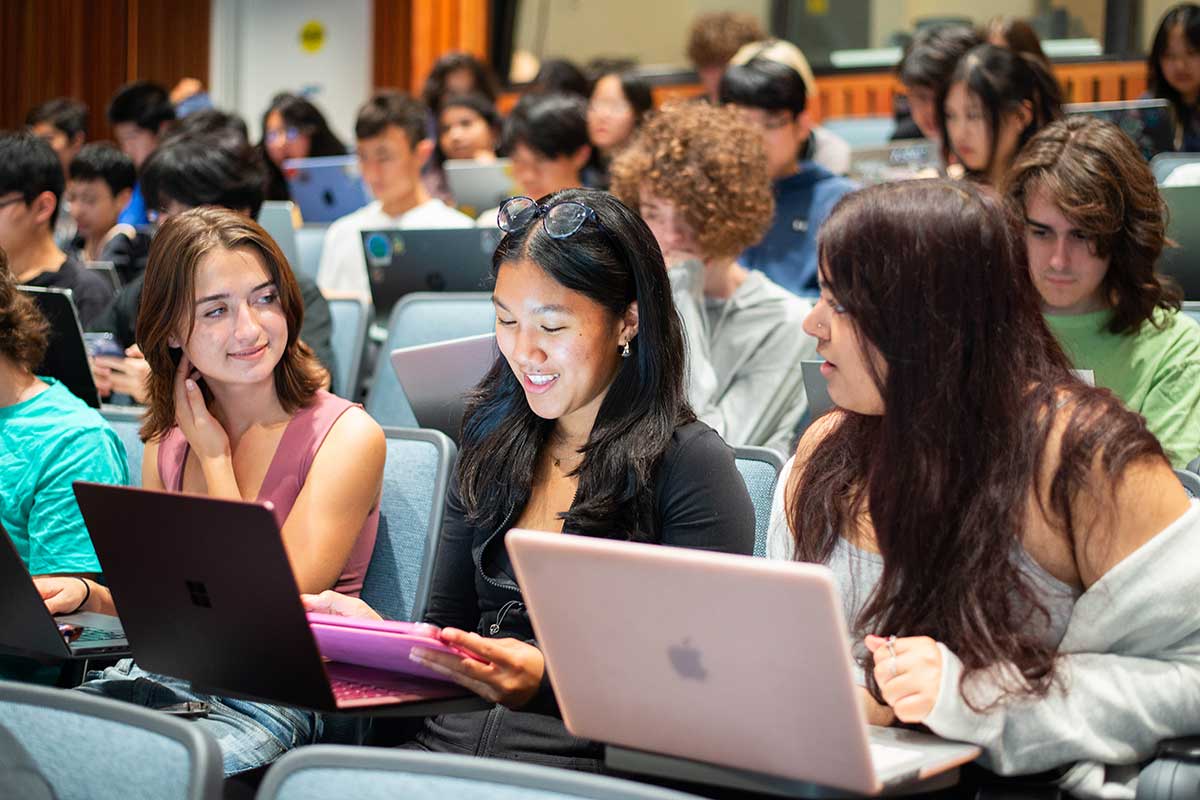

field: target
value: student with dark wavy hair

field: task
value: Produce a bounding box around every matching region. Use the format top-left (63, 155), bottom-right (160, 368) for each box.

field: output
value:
top-left (1148, 3), bottom-right (1200, 151)
top-left (258, 93), bottom-right (348, 202)
top-left (307, 188), bottom-right (754, 771)
top-left (939, 44), bottom-right (1063, 187)
top-left (767, 179), bottom-right (1200, 794)
top-left (1005, 115), bottom-right (1200, 467)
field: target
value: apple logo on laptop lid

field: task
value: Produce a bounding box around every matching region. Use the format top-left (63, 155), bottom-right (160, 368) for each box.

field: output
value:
top-left (668, 637), bottom-right (707, 681)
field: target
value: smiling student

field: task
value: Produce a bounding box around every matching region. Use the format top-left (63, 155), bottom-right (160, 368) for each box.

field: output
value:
top-left (768, 179), bottom-right (1200, 793)
top-left (1005, 115), bottom-right (1200, 467)
top-left (306, 188), bottom-right (754, 772)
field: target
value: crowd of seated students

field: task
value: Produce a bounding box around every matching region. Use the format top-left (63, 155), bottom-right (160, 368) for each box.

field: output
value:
top-left (4, 5), bottom-right (1200, 797)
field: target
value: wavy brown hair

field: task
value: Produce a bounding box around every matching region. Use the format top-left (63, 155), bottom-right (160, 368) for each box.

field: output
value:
top-left (609, 102), bottom-right (773, 260)
top-left (786, 180), bottom-right (1166, 708)
top-left (0, 246), bottom-right (50, 371)
top-left (137, 207), bottom-right (322, 442)
top-left (1004, 115), bottom-right (1182, 335)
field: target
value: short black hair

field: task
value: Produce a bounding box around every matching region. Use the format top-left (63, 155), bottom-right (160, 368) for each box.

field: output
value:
top-left (175, 108), bottom-right (250, 144)
top-left (68, 143), bottom-right (136, 196)
top-left (25, 98), bottom-right (89, 139)
top-left (503, 93), bottom-right (589, 159)
top-left (141, 132), bottom-right (266, 218)
top-left (355, 90), bottom-right (428, 147)
top-left (718, 58), bottom-right (807, 116)
top-left (532, 59), bottom-right (591, 98)
top-left (897, 24), bottom-right (983, 90)
top-left (107, 80), bottom-right (176, 133)
top-left (0, 133), bottom-right (64, 228)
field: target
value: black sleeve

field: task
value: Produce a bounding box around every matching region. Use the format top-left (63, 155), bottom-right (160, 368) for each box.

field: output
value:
top-left (296, 275), bottom-right (336, 383)
top-left (657, 427), bottom-right (756, 556)
top-left (73, 270), bottom-right (115, 331)
top-left (87, 275), bottom-right (141, 350)
top-left (420, 474), bottom-right (482, 631)
top-left (101, 232), bottom-right (150, 286)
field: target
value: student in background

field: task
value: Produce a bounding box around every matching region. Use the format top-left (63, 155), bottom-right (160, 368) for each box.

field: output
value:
top-left (305, 188), bottom-right (754, 772)
top-left (39, 207), bottom-right (386, 778)
top-left (66, 143), bottom-right (150, 285)
top-left (316, 91), bottom-right (473, 301)
top-left (530, 58), bottom-right (591, 99)
top-left (769, 180), bottom-right (1200, 791)
top-left (892, 25), bottom-right (982, 143)
top-left (986, 16), bottom-right (1051, 68)
top-left (26, 98), bottom-right (90, 251)
top-left (258, 93), bottom-right (348, 202)
top-left (0, 134), bottom-right (113, 327)
top-left (940, 44), bottom-right (1063, 188)
top-left (685, 11), bottom-right (767, 103)
top-left (585, 69), bottom-right (652, 187)
top-left (107, 81), bottom-right (176, 227)
top-left (426, 92), bottom-right (501, 207)
top-left (719, 58), bottom-right (856, 295)
top-left (1006, 116), bottom-right (1200, 467)
top-left (1147, 3), bottom-right (1200, 151)
top-left (611, 102), bottom-right (813, 455)
top-left (421, 51), bottom-right (501, 114)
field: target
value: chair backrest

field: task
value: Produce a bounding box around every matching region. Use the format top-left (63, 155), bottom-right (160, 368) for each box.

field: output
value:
top-left (256, 745), bottom-right (701, 800)
top-left (1175, 468), bottom-right (1200, 499)
top-left (326, 297), bottom-right (370, 399)
top-left (294, 225), bottom-right (329, 283)
top-left (100, 406), bottom-right (145, 487)
top-left (819, 115), bottom-right (895, 148)
top-left (365, 292), bottom-right (496, 428)
top-left (0, 679), bottom-right (222, 800)
top-left (733, 446), bottom-right (785, 557)
top-left (360, 428), bottom-right (457, 622)
top-left (1151, 152), bottom-right (1200, 184)
top-left (1189, 455), bottom-right (1200, 475)
top-left (1182, 301), bottom-right (1200, 327)
top-left (257, 201), bottom-right (301, 276)
top-left (1159, 187), bottom-right (1200, 299)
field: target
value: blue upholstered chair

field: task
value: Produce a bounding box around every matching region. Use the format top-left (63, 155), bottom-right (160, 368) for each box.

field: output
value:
top-left (326, 296), bottom-right (370, 399)
top-left (99, 405), bottom-right (146, 487)
top-left (733, 446), bottom-right (785, 557)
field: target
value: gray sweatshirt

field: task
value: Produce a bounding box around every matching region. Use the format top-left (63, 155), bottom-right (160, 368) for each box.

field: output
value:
top-left (669, 261), bottom-right (815, 457)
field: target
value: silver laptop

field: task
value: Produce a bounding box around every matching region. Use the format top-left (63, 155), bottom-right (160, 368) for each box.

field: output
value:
top-left (848, 139), bottom-right (938, 184)
top-left (257, 201), bottom-right (301, 276)
top-left (444, 159), bottom-right (519, 217)
top-left (390, 333), bottom-right (497, 439)
top-left (506, 530), bottom-right (980, 797)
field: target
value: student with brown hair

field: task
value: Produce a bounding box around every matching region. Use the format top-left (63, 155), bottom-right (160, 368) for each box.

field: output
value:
top-left (1005, 115), bottom-right (1200, 467)
top-left (768, 179), bottom-right (1200, 792)
top-left (685, 11), bottom-right (767, 103)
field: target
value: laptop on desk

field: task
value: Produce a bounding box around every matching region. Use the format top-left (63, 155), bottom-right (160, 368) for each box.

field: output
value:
top-left (444, 159), bottom-right (519, 217)
top-left (506, 531), bottom-right (981, 797)
top-left (283, 155), bottom-right (371, 224)
top-left (1065, 98), bottom-right (1174, 162)
top-left (390, 333), bottom-right (497, 440)
top-left (360, 227), bottom-right (499, 314)
top-left (19, 285), bottom-right (101, 408)
top-left (72, 482), bottom-right (485, 715)
top-left (0, 523), bottom-right (127, 660)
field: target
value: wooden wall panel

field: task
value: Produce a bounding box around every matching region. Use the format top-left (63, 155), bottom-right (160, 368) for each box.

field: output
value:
top-left (374, 0), bottom-right (490, 97)
top-left (129, 0), bottom-right (210, 89)
top-left (374, 0), bottom-right (413, 91)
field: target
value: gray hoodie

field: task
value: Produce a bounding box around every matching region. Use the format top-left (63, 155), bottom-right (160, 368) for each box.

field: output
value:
top-left (670, 260), bottom-right (815, 456)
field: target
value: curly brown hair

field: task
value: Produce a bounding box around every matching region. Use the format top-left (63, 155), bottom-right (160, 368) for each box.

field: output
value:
top-left (609, 102), bottom-right (773, 261)
top-left (1003, 115), bottom-right (1181, 335)
top-left (686, 12), bottom-right (766, 68)
top-left (0, 246), bottom-right (50, 371)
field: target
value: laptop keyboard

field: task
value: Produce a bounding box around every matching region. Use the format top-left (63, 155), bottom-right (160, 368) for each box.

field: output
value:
top-left (75, 627), bottom-right (124, 642)
top-left (330, 677), bottom-right (407, 702)
top-left (869, 741), bottom-right (926, 773)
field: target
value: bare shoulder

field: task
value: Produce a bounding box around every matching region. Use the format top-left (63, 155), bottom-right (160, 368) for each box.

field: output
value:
top-left (316, 406), bottom-right (386, 468)
top-left (141, 436), bottom-right (164, 490)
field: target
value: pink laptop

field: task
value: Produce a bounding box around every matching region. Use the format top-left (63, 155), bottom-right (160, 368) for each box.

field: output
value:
top-left (505, 530), bottom-right (981, 796)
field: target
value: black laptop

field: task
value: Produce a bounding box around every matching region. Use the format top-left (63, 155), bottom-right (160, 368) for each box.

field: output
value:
top-left (72, 482), bottom-right (484, 715)
top-left (360, 227), bottom-right (499, 314)
top-left (0, 522), bottom-right (127, 660)
top-left (18, 285), bottom-right (101, 408)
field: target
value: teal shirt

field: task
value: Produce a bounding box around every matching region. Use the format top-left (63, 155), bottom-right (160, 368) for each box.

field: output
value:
top-left (0, 378), bottom-right (129, 574)
top-left (1045, 309), bottom-right (1200, 468)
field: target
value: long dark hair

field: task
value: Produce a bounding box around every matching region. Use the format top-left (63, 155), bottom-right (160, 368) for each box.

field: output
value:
top-left (938, 44), bottom-right (1063, 178)
top-left (786, 180), bottom-right (1166, 707)
top-left (456, 188), bottom-right (694, 540)
top-left (258, 93), bottom-right (347, 201)
top-left (1148, 3), bottom-right (1200, 148)
top-left (421, 52), bottom-right (500, 112)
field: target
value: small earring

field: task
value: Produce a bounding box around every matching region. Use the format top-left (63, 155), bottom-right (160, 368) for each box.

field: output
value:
top-left (620, 341), bottom-right (631, 358)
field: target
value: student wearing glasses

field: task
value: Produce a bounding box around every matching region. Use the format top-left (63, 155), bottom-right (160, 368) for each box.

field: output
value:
top-left (258, 93), bottom-right (348, 203)
top-left (307, 189), bottom-right (755, 771)
top-left (768, 180), bottom-right (1200, 793)
top-left (611, 102), bottom-right (814, 456)
top-left (1006, 116), bottom-right (1200, 468)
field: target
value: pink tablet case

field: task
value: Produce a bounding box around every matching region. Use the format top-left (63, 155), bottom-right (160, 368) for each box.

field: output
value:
top-left (307, 612), bottom-right (483, 683)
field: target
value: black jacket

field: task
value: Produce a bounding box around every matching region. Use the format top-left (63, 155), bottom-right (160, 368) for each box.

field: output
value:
top-left (413, 420), bottom-right (756, 771)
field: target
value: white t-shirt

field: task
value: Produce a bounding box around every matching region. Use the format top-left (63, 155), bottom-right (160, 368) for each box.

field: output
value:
top-left (316, 198), bottom-right (474, 299)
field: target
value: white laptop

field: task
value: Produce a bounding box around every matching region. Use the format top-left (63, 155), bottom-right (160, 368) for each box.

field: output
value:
top-left (444, 159), bottom-right (519, 217)
top-left (390, 333), bottom-right (497, 439)
top-left (506, 530), bottom-right (981, 796)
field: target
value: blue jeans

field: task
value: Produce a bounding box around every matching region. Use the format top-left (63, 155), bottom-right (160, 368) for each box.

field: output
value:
top-left (79, 659), bottom-right (321, 776)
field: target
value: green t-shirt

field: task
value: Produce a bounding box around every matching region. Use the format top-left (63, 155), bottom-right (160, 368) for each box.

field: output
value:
top-left (0, 378), bottom-right (129, 574)
top-left (1045, 308), bottom-right (1200, 467)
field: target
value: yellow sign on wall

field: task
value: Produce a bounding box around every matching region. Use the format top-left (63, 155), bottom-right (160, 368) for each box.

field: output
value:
top-left (299, 20), bottom-right (326, 54)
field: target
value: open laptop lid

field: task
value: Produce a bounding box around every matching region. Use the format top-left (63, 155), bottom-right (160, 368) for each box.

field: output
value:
top-left (443, 159), bottom-right (519, 217)
top-left (18, 285), bottom-right (101, 408)
top-left (0, 522), bottom-right (126, 659)
top-left (506, 531), bottom-right (979, 796)
top-left (283, 155), bottom-right (371, 223)
top-left (1065, 98), bottom-right (1174, 161)
top-left (389, 333), bottom-right (497, 439)
top-left (361, 228), bottom-right (498, 313)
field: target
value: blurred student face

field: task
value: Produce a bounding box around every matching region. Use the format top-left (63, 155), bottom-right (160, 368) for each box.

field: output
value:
top-left (639, 190), bottom-right (700, 262)
top-left (493, 257), bottom-right (634, 432)
top-left (264, 110), bottom-right (313, 167)
top-left (1161, 24), bottom-right (1200, 102)
top-left (943, 82), bottom-right (1027, 180)
top-left (587, 75), bottom-right (637, 152)
top-left (438, 105), bottom-right (495, 161)
top-left (731, 105), bottom-right (807, 180)
top-left (357, 125), bottom-right (426, 210)
top-left (112, 122), bottom-right (158, 170)
top-left (1024, 186), bottom-right (1110, 316)
top-left (510, 142), bottom-right (585, 200)
top-left (0, 191), bottom-right (53, 259)
top-left (66, 179), bottom-right (129, 240)
top-left (179, 247), bottom-right (287, 389)
top-left (31, 123), bottom-right (83, 174)
top-left (445, 67), bottom-right (477, 97)
top-left (802, 267), bottom-right (886, 415)
top-left (904, 84), bottom-right (940, 141)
